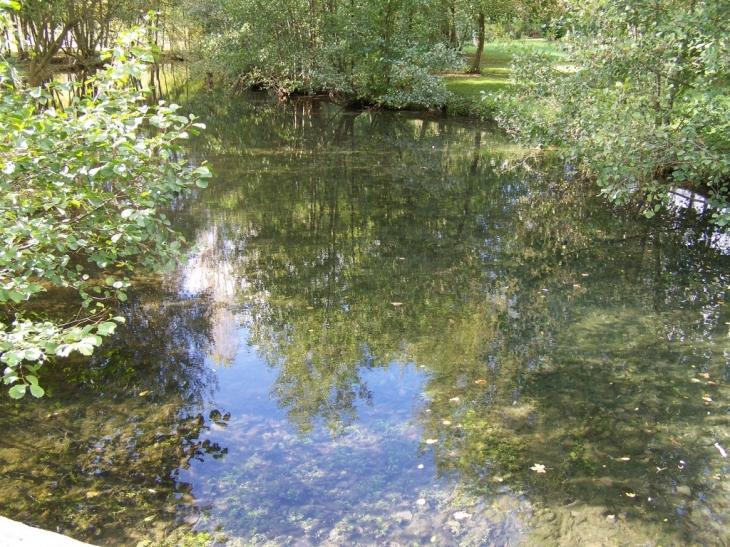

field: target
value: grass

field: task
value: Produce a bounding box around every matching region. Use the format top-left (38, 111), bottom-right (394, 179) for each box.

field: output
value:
top-left (443, 38), bottom-right (565, 118)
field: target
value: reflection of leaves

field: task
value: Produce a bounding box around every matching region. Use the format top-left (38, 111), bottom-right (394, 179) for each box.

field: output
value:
top-left (179, 94), bottom-right (730, 542)
top-left (0, 279), bottom-right (224, 545)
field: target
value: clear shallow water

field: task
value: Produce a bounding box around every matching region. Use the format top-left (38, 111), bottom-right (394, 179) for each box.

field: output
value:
top-left (2, 92), bottom-right (730, 547)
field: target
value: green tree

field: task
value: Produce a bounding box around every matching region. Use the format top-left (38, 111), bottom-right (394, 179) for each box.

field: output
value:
top-left (189, 0), bottom-right (460, 108)
top-left (0, 7), bottom-right (211, 398)
top-left (497, 0), bottom-right (730, 224)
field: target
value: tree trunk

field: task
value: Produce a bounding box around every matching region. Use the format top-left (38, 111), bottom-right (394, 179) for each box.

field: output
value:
top-left (28, 20), bottom-right (76, 87)
top-left (468, 11), bottom-right (485, 74)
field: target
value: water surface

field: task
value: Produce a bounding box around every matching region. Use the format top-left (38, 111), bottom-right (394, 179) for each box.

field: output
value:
top-left (2, 92), bottom-right (730, 547)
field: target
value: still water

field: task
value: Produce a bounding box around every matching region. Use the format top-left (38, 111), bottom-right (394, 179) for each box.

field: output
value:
top-left (2, 92), bottom-right (730, 547)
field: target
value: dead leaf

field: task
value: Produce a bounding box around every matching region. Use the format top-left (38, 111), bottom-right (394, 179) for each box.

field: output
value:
top-left (391, 302), bottom-right (403, 307)
top-left (530, 463), bottom-right (546, 473)
top-left (474, 379), bottom-right (487, 385)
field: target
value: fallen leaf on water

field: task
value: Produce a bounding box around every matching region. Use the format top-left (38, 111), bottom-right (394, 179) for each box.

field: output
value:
top-left (700, 372), bottom-right (710, 379)
top-left (449, 397), bottom-right (460, 402)
top-left (619, 457), bottom-right (631, 461)
top-left (391, 302), bottom-right (403, 307)
top-left (138, 391), bottom-right (150, 397)
top-left (530, 463), bottom-right (546, 473)
top-left (474, 379), bottom-right (488, 385)
top-left (453, 511), bottom-right (471, 520)
top-left (442, 420), bottom-right (451, 425)
top-left (702, 396), bottom-right (713, 402)
top-left (625, 492), bottom-right (636, 498)
top-left (425, 439), bottom-right (438, 444)
top-left (85, 491), bottom-right (101, 499)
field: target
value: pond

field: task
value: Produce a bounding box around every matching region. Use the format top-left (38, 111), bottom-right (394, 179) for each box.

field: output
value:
top-left (2, 91), bottom-right (730, 547)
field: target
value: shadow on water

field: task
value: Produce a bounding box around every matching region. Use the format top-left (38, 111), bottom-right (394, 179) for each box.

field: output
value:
top-left (0, 275), bottom-right (226, 545)
top-left (3, 83), bottom-right (730, 546)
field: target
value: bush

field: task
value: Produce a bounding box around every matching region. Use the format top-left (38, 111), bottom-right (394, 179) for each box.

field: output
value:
top-left (0, 8), bottom-right (210, 398)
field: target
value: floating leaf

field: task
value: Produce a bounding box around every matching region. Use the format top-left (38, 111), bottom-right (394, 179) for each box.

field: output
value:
top-left (530, 463), bottom-right (546, 473)
top-left (453, 511), bottom-right (471, 520)
top-left (474, 379), bottom-right (487, 385)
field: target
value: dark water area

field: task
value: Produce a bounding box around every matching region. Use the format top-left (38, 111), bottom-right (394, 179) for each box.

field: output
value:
top-left (2, 90), bottom-right (730, 547)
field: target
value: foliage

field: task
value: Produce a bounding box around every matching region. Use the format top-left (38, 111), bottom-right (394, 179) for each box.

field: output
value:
top-left (189, 0), bottom-right (462, 108)
top-left (497, 0), bottom-right (730, 224)
top-left (0, 11), bottom-right (210, 398)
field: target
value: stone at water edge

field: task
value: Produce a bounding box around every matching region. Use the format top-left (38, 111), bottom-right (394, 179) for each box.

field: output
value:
top-left (0, 516), bottom-right (99, 547)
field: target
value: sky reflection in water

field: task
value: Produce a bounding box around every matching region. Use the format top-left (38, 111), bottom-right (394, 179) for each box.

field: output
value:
top-left (166, 94), bottom-right (730, 546)
top-left (2, 90), bottom-right (730, 547)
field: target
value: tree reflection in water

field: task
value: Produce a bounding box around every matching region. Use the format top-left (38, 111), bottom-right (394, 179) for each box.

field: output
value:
top-left (3, 89), bottom-right (730, 547)
top-left (173, 94), bottom-right (730, 544)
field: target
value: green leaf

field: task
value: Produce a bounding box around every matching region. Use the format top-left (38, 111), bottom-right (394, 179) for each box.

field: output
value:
top-left (8, 384), bottom-right (27, 399)
top-left (97, 322), bottom-right (117, 336)
top-left (29, 384), bottom-right (45, 398)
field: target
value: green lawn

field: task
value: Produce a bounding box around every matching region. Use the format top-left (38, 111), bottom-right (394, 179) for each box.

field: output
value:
top-left (444, 39), bottom-right (565, 105)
